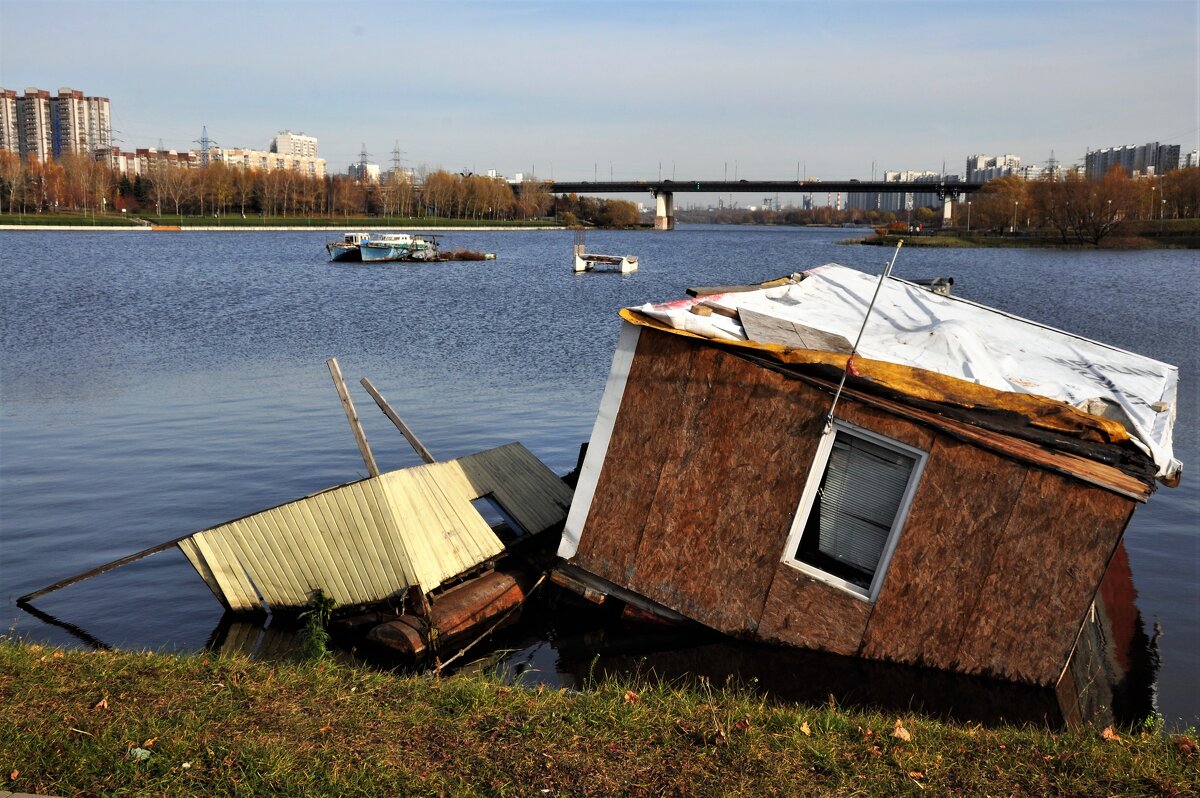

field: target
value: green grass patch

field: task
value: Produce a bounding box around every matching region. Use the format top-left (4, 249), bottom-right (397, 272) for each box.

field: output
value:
top-left (0, 212), bottom-right (560, 229)
top-left (1, 641), bottom-right (1195, 797)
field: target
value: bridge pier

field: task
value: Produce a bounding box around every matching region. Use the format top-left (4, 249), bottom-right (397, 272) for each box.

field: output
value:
top-left (654, 190), bottom-right (675, 230)
top-left (943, 196), bottom-right (954, 224)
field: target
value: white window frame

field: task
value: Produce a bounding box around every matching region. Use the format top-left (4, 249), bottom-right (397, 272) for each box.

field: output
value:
top-left (781, 420), bottom-right (928, 603)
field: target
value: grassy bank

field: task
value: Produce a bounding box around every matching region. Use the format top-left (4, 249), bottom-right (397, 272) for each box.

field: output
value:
top-left (1, 642), bottom-right (1195, 797)
top-left (0, 212), bottom-right (559, 229)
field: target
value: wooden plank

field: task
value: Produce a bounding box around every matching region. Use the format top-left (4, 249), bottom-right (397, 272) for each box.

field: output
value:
top-left (858, 436), bottom-right (1029, 669)
top-left (739, 307), bottom-right (854, 353)
top-left (360, 377), bottom-right (436, 464)
top-left (685, 277), bottom-right (793, 297)
top-left (327, 357), bottom-right (379, 477)
top-left (757, 565), bottom-right (872, 655)
top-left (623, 339), bottom-right (824, 634)
top-left (952, 471), bottom-right (1134, 686)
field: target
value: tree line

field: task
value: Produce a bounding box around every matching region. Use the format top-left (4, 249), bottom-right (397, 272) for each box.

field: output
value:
top-left (678, 167), bottom-right (1200, 242)
top-left (0, 151), bottom-right (566, 221)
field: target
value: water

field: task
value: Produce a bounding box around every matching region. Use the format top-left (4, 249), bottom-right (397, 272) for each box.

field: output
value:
top-left (1, 227), bottom-right (1196, 726)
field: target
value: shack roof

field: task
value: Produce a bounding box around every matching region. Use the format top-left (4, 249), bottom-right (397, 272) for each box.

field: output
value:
top-left (626, 264), bottom-right (1180, 483)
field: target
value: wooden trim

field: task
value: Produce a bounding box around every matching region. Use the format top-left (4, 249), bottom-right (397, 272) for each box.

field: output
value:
top-left (736, 355), bottom-right (1151, 502)
top-left (559, 322), bottom-right (641, 559)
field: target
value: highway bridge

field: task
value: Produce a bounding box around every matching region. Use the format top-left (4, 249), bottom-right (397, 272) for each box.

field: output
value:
top-left (524, 179), bottom-right (986, 229)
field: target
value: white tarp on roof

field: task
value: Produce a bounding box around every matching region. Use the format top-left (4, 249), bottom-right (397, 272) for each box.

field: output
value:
top-left (633, 263), bottom-right (1180, 481)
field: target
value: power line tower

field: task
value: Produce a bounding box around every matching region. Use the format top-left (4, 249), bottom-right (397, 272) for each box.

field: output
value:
top-left (193, 126), bottom-right (218, 166)
top-left (390, 140), bottom-right (406, 174)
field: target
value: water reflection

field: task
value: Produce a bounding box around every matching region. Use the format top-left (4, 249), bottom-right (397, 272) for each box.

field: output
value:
top-left (16, 534), bottom-right (1159, 729)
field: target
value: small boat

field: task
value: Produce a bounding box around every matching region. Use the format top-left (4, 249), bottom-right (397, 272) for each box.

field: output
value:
top-left (360, 233), bottom-right (441, 263)
top-left (326, 231), bottom-right (370, 262)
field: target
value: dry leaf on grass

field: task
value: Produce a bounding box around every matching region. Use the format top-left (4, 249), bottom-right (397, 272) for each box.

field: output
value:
top-left (93, 696), bottom-right (109, 710)
top-left (800, 721), bottom-right (811, 736)
top-left (892, 719), bottom-right (912, 742)
top-left (1101, 726), bottom-right (1121, 742)
top-left (623, 690), bottom-right (640, 704)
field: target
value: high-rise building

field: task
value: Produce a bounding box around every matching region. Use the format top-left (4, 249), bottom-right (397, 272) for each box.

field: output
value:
top-left (0, 87), bottom-right (111, 162)
top-left (965, 154), bottom-right (1021, 183)
top-left (270, 130), bottom-right (318, 158)
top-left (1085, 143), bottom-right (1180, 179)
top-left (0, 89), bottom-right (18, 155)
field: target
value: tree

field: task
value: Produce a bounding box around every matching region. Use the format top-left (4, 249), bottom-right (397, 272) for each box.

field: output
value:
top-left (152, 160), bottom-right (190, 217)
top-left (1162, 166), bottom-right (1199, 219)
top-left (0, 149), bottom-right (23, 213)
top-left (971, 175), bottom-right (1028, 234)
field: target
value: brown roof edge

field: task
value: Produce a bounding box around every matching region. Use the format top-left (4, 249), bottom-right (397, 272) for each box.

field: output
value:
top-left (765, 359), bottom-right (1154, 502)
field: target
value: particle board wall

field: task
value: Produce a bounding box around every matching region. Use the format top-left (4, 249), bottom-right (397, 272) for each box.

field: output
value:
top-left (575, 328), bottom-right (825, 633)
top-left (572, 329), bottom-right (1140, 687)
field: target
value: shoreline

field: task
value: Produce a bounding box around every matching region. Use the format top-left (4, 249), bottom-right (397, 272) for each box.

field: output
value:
top-left (0, 224), bottom-right (567, 232)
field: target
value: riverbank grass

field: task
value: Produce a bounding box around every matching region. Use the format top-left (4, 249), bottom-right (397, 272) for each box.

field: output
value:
top-left (1, 642), bottom-right (1195, 796)
top-left (0, 212), bottom-right (559, 228)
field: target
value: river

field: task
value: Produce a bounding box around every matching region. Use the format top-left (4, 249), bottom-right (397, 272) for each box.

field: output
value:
top-left (1, 226), bottom-right (1195, 726)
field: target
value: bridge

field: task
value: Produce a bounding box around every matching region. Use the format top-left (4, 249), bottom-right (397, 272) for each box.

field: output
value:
top-left (528, 179), bottom-right (987, 230)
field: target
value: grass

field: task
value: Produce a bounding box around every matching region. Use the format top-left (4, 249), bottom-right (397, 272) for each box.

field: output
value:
top-left (0, 212), bottom-right (560, 229)
top-left (1, 641), bottom-right (1196, 797)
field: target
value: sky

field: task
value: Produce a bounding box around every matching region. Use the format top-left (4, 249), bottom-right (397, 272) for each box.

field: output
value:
top-left (1, 0), bottom-right (1197, 181)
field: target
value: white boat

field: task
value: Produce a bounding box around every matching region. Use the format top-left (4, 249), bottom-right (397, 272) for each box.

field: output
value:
top-left (325, 231), bottom-right (370, 262)
top-left (359, 233), bottom-right (441, 263)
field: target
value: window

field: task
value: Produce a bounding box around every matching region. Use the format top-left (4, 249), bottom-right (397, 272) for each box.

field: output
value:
top-left (471, 494), bottom-right (527, 545)
top-left (782, 423), bottom-right (926, 601)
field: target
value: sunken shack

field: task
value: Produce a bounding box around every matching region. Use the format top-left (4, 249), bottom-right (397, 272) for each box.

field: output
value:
top-left (556, 264), bottom-right (1180, 725)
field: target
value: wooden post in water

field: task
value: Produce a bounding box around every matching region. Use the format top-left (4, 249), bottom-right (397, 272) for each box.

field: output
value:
top-left (360, 377), bottom-right (437, 465)
top-left (326, 357), bottom-right (379, 477)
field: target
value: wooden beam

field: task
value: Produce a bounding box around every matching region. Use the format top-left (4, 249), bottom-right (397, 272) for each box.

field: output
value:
top-left (360, 377), bottom-right (436, 464)
top-left (326, 357), bottom-right (379, 477)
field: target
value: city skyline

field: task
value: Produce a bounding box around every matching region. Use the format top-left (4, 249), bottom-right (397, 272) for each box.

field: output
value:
top-left (1, 0), bottom-right (1196, 180)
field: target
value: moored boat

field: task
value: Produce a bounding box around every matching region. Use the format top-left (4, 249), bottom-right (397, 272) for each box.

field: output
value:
top-left (359, 233), bottom-right (441, 263)
top-left (326, 231), bottom-right (370, 262)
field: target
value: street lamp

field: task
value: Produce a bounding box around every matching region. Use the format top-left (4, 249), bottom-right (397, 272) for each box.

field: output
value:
top-left (1011, 200), bottom-right (1019, 234)
top-left (966, 200), bottom-right (972, 233)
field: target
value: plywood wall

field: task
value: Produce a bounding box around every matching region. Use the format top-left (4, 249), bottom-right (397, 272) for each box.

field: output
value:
top-left (572, 328), bottom-right (1137, 686)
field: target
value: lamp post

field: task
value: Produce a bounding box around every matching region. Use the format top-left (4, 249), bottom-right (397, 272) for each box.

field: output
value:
top-left (966, 200), bottom-right (972, 233)
top-left (1011, 200), bottom-right (1019, 234)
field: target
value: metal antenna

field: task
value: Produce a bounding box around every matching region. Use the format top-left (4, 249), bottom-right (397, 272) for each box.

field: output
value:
top-left (823, 239), bottom-right (904, 434)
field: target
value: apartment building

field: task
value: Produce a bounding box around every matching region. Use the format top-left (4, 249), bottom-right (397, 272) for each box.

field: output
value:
top-left (270, 130), bottom-right (318, 158)
top-left (965, 154), bottom-right (1022, 183)
top-left (0, 87), bottom-right (111, 162)
top-left (1085, 142), bottom-right (1181, 179)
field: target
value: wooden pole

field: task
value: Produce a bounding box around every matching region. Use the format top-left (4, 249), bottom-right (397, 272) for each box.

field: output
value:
top-left (326, 357), bottom-right (379, 477)
top-left (359, 377), bottom-right (437, 465)
top-left (18, 536), bottom-right (188, 604)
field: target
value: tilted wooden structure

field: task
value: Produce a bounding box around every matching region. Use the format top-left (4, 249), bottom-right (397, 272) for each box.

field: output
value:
top-left (558, 265), bottom-right (1179, 725)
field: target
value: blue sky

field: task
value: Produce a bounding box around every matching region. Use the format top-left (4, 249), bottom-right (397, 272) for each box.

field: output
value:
top-left (2, 0), bottom-right (1196, 179)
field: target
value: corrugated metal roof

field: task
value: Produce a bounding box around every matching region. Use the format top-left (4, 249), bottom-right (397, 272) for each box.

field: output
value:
top-left (177, 443), bottom-right (572, 612)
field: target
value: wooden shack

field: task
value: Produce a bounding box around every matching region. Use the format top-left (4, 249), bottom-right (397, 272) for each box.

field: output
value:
top-left (557, 264), bottom-right (1180, 725)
